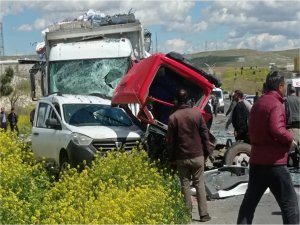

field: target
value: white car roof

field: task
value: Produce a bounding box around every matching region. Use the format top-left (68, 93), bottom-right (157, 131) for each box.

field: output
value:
top-left (40, 94), bottom-right (111, 105)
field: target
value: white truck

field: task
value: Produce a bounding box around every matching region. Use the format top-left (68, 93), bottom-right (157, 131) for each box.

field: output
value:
top-left (21, 13), bottom-right (150, 175)
top-left (29, 16), bottom-right (150, 100)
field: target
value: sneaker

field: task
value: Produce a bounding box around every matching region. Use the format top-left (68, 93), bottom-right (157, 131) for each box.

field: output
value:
top-left (200, 214), bottom-right (211, 222)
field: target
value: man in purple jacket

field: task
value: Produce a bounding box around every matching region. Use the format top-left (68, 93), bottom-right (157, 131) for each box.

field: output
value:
top-left (167, 89), bottom-right (211, 222)
top-left (237, 71), bottom-right (299, 224)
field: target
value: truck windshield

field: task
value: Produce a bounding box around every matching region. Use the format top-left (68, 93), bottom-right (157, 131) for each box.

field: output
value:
top-left (63, 104), bottom-right (133, 127)
top-left (49, 57), bottom-right (130, 98)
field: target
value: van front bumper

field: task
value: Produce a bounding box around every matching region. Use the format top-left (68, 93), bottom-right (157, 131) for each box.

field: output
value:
top-left (66, 140), bottom-right (97, 167)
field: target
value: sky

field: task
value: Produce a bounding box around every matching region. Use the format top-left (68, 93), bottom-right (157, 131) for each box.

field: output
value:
top-left (1, 0), bottom-right (300, 56)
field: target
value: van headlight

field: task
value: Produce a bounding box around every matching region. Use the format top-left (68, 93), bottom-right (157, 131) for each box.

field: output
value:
top-left (71, 133), bottom-right (92, 146)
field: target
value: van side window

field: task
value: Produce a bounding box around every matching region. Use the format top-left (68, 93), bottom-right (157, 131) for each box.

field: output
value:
top-left (36, 103), bottom-right (50, 128)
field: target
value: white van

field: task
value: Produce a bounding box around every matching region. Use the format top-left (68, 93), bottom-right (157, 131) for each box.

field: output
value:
top-left (211, 88), bottom-right (225, 113)
top-left (31, 94), bottom-right (143, 174)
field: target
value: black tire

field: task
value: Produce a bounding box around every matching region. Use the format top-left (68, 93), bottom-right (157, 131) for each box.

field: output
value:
top-left (224, 142), bottom-right (251, 166)
top-left (59, 154), bottom-right (70, 174)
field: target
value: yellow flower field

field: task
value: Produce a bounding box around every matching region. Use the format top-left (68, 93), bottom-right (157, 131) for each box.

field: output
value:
top-left (0, 131), bottom-right (190, 224)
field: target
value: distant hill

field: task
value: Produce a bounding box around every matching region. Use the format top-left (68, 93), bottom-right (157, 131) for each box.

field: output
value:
top-left (187, 48), bottom-right (299, 94)
top-left (188, 48), bottom-right (300, 68)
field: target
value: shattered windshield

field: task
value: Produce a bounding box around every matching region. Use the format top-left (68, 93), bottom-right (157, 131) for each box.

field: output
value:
top-left (49, 57), bottom-right (130, 98)
top-left (63, 104), bottom-right (133, 126)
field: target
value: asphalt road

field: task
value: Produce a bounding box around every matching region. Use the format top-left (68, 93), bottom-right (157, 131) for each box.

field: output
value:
top-left (191, 99), bottom-right (300, 224)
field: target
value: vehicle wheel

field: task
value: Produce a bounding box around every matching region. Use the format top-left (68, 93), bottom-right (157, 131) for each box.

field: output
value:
top-left (59, 154), bottom-right (70, 174)
top-left (224, 142), bottom-right (251, 167)
top-left (146, 133), bottom-right (168, 164)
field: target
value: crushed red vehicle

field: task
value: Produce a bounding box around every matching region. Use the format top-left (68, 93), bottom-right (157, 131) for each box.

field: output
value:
top-left (112, 52), bottom-right (221, 161)
top-left (112, 52), bottom-right (221, 125)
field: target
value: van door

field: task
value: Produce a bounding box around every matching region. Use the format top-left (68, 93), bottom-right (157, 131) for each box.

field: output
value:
top-left (32, 101), bottom-right (62, 162)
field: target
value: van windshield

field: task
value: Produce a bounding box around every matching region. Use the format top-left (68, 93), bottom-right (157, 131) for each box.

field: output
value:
top-left (63, 104), bottom-right (133, 127)
top-left (212, 91), bottom-right (222, 99)
top-left (49, 57), bottom-right (130, 98)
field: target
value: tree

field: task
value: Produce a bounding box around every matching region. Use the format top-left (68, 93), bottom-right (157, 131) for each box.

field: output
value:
top-left (8, 79), bottom-right (31, 109)
top-left (0, 67), bottom-right (14, 97)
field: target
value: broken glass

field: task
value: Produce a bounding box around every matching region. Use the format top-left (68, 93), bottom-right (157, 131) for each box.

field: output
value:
top-left (48, 57), bottom-right (130, 98)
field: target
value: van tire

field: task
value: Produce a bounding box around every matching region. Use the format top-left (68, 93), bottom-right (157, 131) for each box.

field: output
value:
top-left (224, 142), bottom-right (251, 166)
top-left (59, 154), bottom-right (70, 174)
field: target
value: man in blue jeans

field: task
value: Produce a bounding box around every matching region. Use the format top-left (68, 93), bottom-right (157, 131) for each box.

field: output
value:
top-left (237, 70), bottom-right (299, 224)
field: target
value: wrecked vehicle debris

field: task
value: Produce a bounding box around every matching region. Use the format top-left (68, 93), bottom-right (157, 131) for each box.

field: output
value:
top-left (112, 51), bottom-right (250, 167)
top-left (112, 51), bottom-right (256, 198)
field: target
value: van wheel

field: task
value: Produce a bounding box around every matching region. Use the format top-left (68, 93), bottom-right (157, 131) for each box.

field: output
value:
top-left (60, 155), bottom-right (70, 174)
top-left (224, 142), bottom-right (251, 166)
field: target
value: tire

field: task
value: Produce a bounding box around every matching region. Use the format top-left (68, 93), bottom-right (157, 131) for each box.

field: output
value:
top-left (224, 142), bottom-right (251, 166)
top-left (59, 154), bottom-right (70, 174)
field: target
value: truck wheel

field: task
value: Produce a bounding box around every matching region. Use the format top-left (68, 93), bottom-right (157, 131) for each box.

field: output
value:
top-left (224, 142), bottom-right (251, 166)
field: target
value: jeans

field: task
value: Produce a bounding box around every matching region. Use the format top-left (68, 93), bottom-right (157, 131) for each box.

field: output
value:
top-left (237, 164), bottom-right (299, 224)
top-left (176, 156), bottom-right (208, 217)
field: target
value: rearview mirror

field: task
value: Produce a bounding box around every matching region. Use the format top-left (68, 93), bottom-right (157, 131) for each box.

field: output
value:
top-left (45, 118), bottom-right (61, 130)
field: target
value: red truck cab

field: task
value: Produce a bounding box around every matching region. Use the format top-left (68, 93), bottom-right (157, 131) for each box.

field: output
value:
top-left (112, 52), bottom-right (221, 127)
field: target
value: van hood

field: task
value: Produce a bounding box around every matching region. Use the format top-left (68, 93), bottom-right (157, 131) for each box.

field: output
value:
top-left (67, 124), bottom-right (142, 140)
top-left (112, 52), bottom-right (221, 125)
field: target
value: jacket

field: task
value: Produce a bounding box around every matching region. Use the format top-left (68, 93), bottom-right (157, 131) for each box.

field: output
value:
top-left (285, 94), bottom-right (300, 128)
top-left (8, 112), bottom-right (18, 125)
top-left (232, 100), bottom-right (249, 141)
top-left (249, 91), bottom-right (293, 165)
top-left (167, 104), bottom-right (210, 161)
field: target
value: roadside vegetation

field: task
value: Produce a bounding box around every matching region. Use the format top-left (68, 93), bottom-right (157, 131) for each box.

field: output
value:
top-left (0, 131), bottom-right (190, 224)
top-left (219, 66), bottom-right (270, 94)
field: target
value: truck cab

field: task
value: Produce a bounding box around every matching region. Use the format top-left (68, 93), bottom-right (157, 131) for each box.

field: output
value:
top-left (30, 19), bottom-right (148, 100)
top-left (47, 38), bottom-right (133, 98)
top-left (112, 52), bottom-right (221, 162)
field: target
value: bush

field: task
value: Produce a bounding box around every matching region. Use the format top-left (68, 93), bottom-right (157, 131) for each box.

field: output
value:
top-left (17, 114), bottom-right (32, 135)
top-left (0, 132), bottom-right (190, 224)
top-left (0, 131), bottom-right (51, 224)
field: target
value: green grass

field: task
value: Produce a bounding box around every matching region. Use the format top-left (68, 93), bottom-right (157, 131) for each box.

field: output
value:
top-left (218, 67), bottom-right (270, 95)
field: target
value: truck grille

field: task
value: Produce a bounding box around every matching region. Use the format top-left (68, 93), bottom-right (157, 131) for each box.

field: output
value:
top-left (92, 139), bottom-right (140, 152)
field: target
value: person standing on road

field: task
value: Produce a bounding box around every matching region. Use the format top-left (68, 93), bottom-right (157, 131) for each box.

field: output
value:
top-left (8, 107), bottom-right (19, 134)
top-left (237, 70), bottom-right (299, 224)
top-left (0, 107), bottom-right (8, 132)
top-left (253, 91), bottom-right (259, 103)
top-left (285, 86), bottom-right (300, 143)
top-left (167, 89), bottom-right (211, 222)
top-left (211, 93), bottom-right (219, 117)
top-left (231, 90), bottom-right (250, 143)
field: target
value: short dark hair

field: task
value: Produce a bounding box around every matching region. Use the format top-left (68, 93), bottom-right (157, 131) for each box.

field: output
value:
top-left (234, 90), bottom-right (244, 99)
top-left (265, 70), bottom-right (285, 91)
top-left (176, 89), bottom-right (188, 105)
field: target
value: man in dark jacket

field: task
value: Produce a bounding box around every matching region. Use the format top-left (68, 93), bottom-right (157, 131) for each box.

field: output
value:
top-left (8, 107), bottom-right (19, 134)
top-left (167, 89), bottom-right (211, 222)
top-left (237, 71), bottom-right (299, 224)
top-left (231, 90), bottom-right (249, 143)
top-left (286, 86), bottom-right (300, 138)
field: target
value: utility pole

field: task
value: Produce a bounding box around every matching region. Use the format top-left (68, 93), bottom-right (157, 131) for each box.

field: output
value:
top-left (155, 32), bottom-right (158, 53)
top-left (0, 22), bottom-right (4, 56)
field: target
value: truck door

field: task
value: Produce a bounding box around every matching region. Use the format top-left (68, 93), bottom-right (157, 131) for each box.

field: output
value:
top-left (32, 102), bottom-right (61, 162)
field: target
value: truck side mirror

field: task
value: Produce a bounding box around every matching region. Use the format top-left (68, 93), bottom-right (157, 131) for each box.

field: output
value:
top-left (45, 118), bottom-right (62, 130)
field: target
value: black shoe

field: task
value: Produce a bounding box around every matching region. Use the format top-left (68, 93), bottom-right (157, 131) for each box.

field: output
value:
top-left (200, 214), bottom-right (211, 222)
